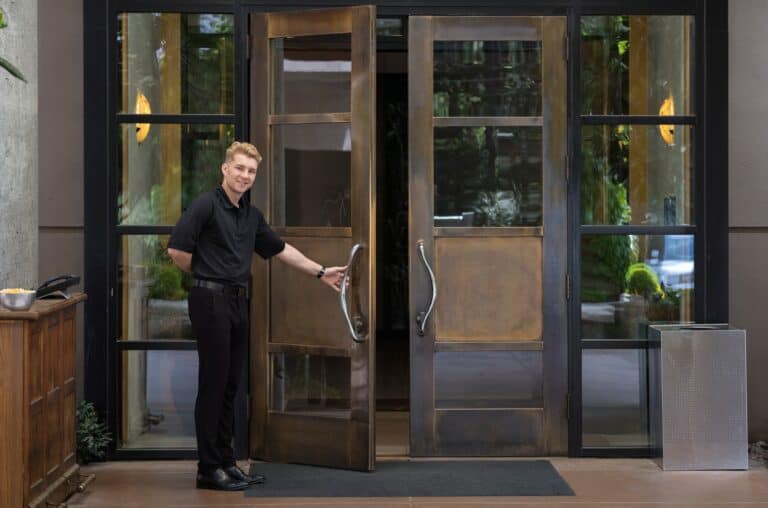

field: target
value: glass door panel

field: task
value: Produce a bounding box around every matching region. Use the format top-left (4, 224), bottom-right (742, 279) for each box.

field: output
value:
top-left (409, 16), bottom-right (567, 456)
top-left (250, 6), bottom-right (376, 471)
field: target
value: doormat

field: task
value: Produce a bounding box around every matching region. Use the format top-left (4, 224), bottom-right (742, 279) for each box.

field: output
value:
top-left (245, 460), bottom-right (574, 497)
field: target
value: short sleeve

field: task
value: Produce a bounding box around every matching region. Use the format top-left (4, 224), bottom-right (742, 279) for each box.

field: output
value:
top-left (168, 194), bottom-right (213, 253)
top-left (253, 208), bottom-right (286, 259)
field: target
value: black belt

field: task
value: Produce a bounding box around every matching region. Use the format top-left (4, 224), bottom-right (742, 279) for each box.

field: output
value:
top-left (193, 279), bottom-right (249, 298)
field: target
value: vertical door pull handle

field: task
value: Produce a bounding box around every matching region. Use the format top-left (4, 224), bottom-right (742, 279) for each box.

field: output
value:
top-left (416, 239), bottom-right (436, 336)
top-left (340, 243), bottom-right (366, 343)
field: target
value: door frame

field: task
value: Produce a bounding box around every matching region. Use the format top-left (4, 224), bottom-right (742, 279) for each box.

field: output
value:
top-left (407, 15), bottom-right (569, 456)
top-left (248, 6), bottom-right (377, 471)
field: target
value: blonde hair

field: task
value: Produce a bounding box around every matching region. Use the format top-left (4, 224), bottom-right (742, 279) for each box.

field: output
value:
top-left (225, 141), bottom-right (262, 164)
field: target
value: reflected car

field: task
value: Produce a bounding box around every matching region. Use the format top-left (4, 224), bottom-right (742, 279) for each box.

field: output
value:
top-left (648, 235), bottom-right (694, 290)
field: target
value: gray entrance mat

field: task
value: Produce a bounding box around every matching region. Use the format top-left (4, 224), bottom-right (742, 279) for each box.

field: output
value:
top-left (245, 460), bottom-right (574, 497)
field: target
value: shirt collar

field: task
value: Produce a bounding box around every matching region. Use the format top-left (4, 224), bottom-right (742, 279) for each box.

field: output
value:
top-left (215, 185), bottom-right (247, 210)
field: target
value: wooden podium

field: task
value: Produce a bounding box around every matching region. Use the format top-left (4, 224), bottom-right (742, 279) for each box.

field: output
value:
top-left (0, 293), bottom-right (89, 508)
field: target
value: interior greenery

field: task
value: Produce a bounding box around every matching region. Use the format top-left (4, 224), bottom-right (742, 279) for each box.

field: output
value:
top-left (76, 401), bottom-right (113, 464)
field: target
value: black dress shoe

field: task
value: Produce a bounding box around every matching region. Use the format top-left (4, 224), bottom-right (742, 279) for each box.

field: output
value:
top-left (224, 464), bottom-right (265, 485)
top-left (196, 467), bottom-right (249, 491)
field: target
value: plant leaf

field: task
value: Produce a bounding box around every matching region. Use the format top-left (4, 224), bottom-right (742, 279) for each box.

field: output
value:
top-left (0, 8), bottom-right (7, 29)
top-left (0, 56), bottom-right (26, 82)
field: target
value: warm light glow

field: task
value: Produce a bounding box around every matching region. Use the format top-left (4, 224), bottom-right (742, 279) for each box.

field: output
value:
top-left (135, 90), bottom-right (151, 144)
top-left (658, 92), bottom-right (675, 146)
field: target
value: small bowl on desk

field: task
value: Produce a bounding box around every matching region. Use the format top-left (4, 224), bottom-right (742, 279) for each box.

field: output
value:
top-left (0, 288), bottom-right (36, 311)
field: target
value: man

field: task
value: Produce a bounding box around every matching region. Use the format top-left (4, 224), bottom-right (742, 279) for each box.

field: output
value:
top-left (168, 141), bottom-right (346, 491)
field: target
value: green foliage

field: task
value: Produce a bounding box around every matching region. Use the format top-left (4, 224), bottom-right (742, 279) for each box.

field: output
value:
top-left (0, 8), bottom-right (27, 82)
top-left (625, 263), bottom-right (663, 297)
top-left (474, 190), bottom-right (521, 227)
top-left (76, 401), bottom-right (112, 464)
top-left (148, 263), bottom-right (187, 300)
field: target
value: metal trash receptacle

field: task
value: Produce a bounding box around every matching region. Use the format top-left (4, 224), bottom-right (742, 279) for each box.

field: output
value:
top-left (648, 324), bottom-right (748, 470)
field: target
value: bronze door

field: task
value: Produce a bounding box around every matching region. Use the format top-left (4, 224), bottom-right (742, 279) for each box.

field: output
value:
top-left (408, 17), bottom-right (567, 456)
top-left (249, 6), bottom-right (376, 471)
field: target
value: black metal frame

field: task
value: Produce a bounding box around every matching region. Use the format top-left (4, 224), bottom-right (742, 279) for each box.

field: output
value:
top-left (85, 0), bottom-right (728, 461)
top-left (85, 0), bottom-right (247, 460)
top-left (567, 0), bottom-right (728, 457)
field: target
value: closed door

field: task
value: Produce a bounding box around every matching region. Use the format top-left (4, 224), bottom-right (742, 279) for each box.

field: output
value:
top-left (249, 6), bottom-right (377, 471)
top-left (408, 16), bottom-right (568, 456)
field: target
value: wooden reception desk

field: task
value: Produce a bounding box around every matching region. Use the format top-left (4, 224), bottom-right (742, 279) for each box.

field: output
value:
top-left (0, 293), bottom-right (88, 508)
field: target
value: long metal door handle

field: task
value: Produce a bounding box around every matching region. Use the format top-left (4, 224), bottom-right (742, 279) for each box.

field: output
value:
top-left (340, 243), bottom-right (366, 343)
top-left (416, 239), bottom-right (436, 336)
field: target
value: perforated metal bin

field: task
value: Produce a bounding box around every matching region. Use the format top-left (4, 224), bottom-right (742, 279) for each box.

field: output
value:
top-left (648, 324), bottom-right (748, 470)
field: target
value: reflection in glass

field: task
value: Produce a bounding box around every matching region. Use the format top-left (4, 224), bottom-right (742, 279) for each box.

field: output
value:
top-left (376, 18), bottom-right (405, 37)
top-left (117, 13), bottom-right (234, 114)
top-left (121, 350), bottom-right (197, 449)
top-left (272, 123), bottom-right (351, 227)
top-left (434, 41), bottom-right (542, 117)
top-left (271, 35), bottom-right (351, 115)
top-left (582, 349), bottom-right (649, 447)
top-left (581, 234), bottom-right (694, 340)
top-left (119, 235), bottom-right (194, 341)
top-left (118, 123), bottom-right (234, 225)
top-left (435, 352), bottom-right (542, 409)
top-left (581, 16), bottom-right (693, 116)
top-left (581, 125), bottom-right (693, 226)
top-left (434, 127), bottom-right (542, 226)
top-left (270, 353), bottom-right (350, 416)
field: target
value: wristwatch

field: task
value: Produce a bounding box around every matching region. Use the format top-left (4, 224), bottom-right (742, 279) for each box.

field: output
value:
top-left (316, 266), bottom-right (326, 279)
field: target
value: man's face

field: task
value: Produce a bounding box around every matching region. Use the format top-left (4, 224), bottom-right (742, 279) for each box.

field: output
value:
top-left (221, 153), bottom-right (258, 195)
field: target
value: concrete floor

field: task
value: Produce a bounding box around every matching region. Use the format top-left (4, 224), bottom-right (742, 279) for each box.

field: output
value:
top-left (68, 458), bottom-right (768, 507)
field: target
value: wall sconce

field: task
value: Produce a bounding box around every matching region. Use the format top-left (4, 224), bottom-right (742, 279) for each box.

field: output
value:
top-left (658, 92), bottom-right (675, 146)
top-left (135, 90), bottom-right (151, 144)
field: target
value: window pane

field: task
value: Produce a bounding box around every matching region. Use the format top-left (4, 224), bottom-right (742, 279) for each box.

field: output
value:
top-left (435, 352), bottom-right (542, 409)
top-left (581, 125), bottom-right (693, 226)
top-left (581, 16), bottom-right (693, 116)
top-left (270, 352), bottom-right (350, 417)
top-left (272, 123), bottom-right (351, 227)
top-left (271, 35), bottom-right (351, 115)
top-left (434, 41), bottom-right (542, 117)
top-left (120, 350), bottom-right (197, 449)
top-left (582, 349), bottom-right (649, 448)
top-left (434, 126), bottom-right (542, 227)
top-left (118, 123), bottom-right (235, 226)
top-left (117, 13), bottom-right (234, 114)
top-left (119, 235), bottom-right (194, 341)
top-left (581, 234), bottom-right (694, 341)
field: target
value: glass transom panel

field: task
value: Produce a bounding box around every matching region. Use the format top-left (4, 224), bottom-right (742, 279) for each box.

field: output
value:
top-left (433, 40), bottom-right (542, 117)
top-left (270, 34), bottom-right (352, 115)
top-left (117, 13), bottom-right (235, 114)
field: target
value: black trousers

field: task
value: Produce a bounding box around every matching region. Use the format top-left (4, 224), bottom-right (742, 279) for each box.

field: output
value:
top-left (188, 286), bottom-right (248, 473)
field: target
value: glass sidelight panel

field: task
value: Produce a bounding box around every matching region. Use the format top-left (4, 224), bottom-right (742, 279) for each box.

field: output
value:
top-left (435, 351), bottom-right (542, 409)
top-left (434, 126), bottom-right (542, 227)
top-left (117, 13), bottom-right (234, 114)
top-left (433, 41), bottom-right (542, 117)
top-left (581, 234), bottom-right (694, 341)
top-left (120, 350), bottom-right (198, 449)
top-left (270, 35), bottom-right (351, 115)
top-left (272, 123), bottom-right (352, 227)
top-left (118, 123), bottom-right (235, 225)
top-left (269, 352), bottom-right (351, 415)
top-left (581, 16), bottom-right (693, 116)
top-left (119, 235), bottom-right (194, 341)
top-left (581, 125), bottom-right (693, 226)
top-left (582, 349), bottom-right (650, 448)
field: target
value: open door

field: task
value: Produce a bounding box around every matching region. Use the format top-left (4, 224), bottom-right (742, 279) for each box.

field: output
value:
top-left (408, 16), bottom-right (568, 456)
top-left (249, 6), bottom-right (376, 471)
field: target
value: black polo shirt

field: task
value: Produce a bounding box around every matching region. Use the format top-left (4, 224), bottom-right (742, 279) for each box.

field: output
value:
top-left (168, 186), bottom-right (285, 286)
